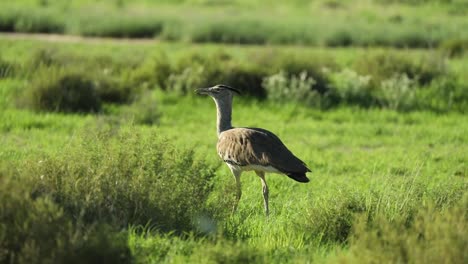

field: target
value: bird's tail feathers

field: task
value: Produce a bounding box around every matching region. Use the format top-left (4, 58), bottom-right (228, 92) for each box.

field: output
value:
top-left (285, 172), bottom-right (310, 183)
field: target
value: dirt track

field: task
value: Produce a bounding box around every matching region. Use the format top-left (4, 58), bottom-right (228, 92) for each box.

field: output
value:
top-left (0, 32), bottom-right (158, 45)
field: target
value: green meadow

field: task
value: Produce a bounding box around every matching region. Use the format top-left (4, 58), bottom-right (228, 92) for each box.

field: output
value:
top-left (1, 0), bottom-right (468, 48)
top-left (1, 0), bottom-right (468, 263)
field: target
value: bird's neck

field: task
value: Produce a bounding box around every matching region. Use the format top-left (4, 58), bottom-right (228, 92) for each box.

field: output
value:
top-left (214, 98), bottom-right (233, 136)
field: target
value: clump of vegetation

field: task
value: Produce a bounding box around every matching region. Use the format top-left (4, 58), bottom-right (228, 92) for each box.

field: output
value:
top-left (0, 171), bottom-right (132, 264)
top-left (299, 189), bottom-right (366, 244)
top-left (120, 91), bottom-right (161, 125)
top-left (263, 71), bottom-right (321, 107)
top-left (353, 51), bottom-right (446, 86)
top-left (0, 8), bottom-right (64, 34)
top-left (377, 73), bottom-right (416, 111)
top-left (21, 67), bottom-right (101, 113)
top-left (20, 48), bottom-right (137, 113)
top-left (339, 196), bottom-right (467, 263)
top-left (414, 76), bottom-right (468, 113)
top-left (76, 13), bottom-right (164, 38)
top-left (328, 69), bottom-right (373, 107)
top-left (440, 39), bottom-right (468, 58)
top-left (26, 128), bottom-right (216, 231)
top-left (0, 57), bottom-right (17, 78)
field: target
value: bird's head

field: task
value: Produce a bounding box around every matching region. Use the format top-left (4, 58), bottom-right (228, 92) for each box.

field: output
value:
top-left (196, 84), bottom-right (241, 100)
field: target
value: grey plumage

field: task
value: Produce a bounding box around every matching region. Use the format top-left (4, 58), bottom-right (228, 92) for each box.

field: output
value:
top-left (196, 84), bottom-right (310, 216)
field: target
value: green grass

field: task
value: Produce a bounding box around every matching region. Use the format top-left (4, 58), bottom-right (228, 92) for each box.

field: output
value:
top-left (0, 37), bottom-right (467, 263)
top-left (1, 0), bottom-right (468, 49)
top-left (1, 38), bottom-right (467, 112)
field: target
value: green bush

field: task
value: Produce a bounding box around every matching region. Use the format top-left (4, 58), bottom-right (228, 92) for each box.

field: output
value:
top-left (263, 71), bottom-right (322, 107)
top-left (27, 128), bottom-right (216, 231)
top-left (0, 8), bottom-right (64, 33)
top-left (21, 67), bottom-right (101, 113)
top-left (95, 74), bottom-right (135, 104)
top-left (415, 76), bottom-right (468, 113)
top-left (258, 52), bottom-right (335, 95)
top-left (120, 91), bottom-right (161, 125)
top-left (0, 57), bottom-right (16, 79)
top-left (299, 190), bottom-right (366, 244)
top-left (440, 39), bottom-right (468, 58)
top-left (125, 54), bottom-right (172, 90)
top-left (13, 10), bottom-right (64, 34)
top-left (0, 172), bottom-right (132, 264)
top-left (353, 52), bottom-right (446, 86)
top-left (340, 196), bottom-right (467, 264)
top-left (377, 73), bottom-right (416, 111)
top-left (0, 8), bottom-right (16, 31)
top-left (77, 13), bottom-right (163, 38)
top-left (190, 19), bottom-right (272, 45)
top-left (329, 69), bottom-right (374, 107)
top-left (325, 29), bottom-right (354, 47)
top-left (21, 50), bottom-right (137, 111)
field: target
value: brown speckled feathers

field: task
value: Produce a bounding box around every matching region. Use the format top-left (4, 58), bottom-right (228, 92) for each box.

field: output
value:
top-left (217, 128), bottom-right (310, 182)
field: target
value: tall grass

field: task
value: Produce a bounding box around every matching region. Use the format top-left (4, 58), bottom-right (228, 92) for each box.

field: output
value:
top-left (1, 0), bottom-right (467, 48)
top-left (1, 91), bottom-right (466, 262)
top-left (2, 40), bottom-right (467, 113)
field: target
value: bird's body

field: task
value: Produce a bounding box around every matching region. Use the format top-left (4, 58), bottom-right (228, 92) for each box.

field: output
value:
top-left (217, 127), bottom-right (310, 183)
top-left (196, 84), bottom-right (310, 216)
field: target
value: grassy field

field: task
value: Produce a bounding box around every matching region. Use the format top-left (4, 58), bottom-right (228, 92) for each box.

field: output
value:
top-left (0, 34), bottom-right (467, 263)
top-left (1, 0), bottom-right (468, 49)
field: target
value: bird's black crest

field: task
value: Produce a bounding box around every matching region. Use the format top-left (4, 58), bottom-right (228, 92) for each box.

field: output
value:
top-left (216, 84), bottom-right (241, 95)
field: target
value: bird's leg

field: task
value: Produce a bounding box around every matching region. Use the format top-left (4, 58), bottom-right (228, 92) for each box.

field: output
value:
top-left (230, 168), bottom-right (242, 214)
top-left (256, 171), bottom-right (269, 216)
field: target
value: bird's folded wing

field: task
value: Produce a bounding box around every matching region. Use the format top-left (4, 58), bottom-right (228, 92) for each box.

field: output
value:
top-left (217, 128), bottom-right (310, 173)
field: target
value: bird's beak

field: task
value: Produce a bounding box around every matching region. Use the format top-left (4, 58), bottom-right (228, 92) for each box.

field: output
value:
top-left (195, 87), bottom-right (210, 95)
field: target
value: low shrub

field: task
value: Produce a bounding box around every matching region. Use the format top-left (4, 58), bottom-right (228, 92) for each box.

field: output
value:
top-left (439, 39), bottom-right (468, 58)
top-left (377, 73), bottom-right (416, 111)
top-left (328, 69), bottom-right (374, 107)
top-left (298, 190), bottom-right (366, 244)
top-left (0, 172), bottom-right (132, 264)
top-left (353, 51), bottom-right (446, 86)
top-left (20, 60), bottom-right (137, 112)
top-left (0, 57), bottom-right (16, 78)
top-left (263, 71), bottom-right (322, 107)
top-left (13, 10), bottom-right (64, 34)
top-left (166, 66), bottom-right (206, 95)
top-left (257, 52), bottom-right (335, 95)
top-left (0, 8), bottom-right (64, 34)
top-left (26, 128), bottom-right (216, 231)
top-left (340, 196), bottom-right (467, 264)
top-left (125, 54), bottom-right (172, 90)
top-left (0, 8), bottom-right (16, 32)
top-left (414, 76), bottom-right (468, 113)
top-left (21, 67), bottom-right (101, 113)
top-left (77, 14), bottom-right (163, 38)
top-left (325, 29), bottom-right (354, 47)
top-left (190, 19), bottom-right (272, 45)
top-left (95, 74), bottom-right (135, 104)
top-left (120, 91), bottom-right (161, 125)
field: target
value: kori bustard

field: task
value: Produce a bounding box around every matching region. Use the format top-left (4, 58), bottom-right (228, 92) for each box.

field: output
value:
top-left (196, 84), bottom-right (310, 216)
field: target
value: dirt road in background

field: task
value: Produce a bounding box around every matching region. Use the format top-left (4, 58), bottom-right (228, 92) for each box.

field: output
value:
top-left (0, 32), bottom-right (158, 45)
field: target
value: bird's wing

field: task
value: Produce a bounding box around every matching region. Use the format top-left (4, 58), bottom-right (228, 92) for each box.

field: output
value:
top-left (217, 127), bottom-right (310, 173)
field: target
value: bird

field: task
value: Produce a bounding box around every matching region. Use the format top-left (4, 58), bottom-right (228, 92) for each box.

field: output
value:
top-left (196, 84), bottom-right (310, 216)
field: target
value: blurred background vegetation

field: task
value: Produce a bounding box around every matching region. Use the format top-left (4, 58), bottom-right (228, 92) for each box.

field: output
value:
top-left (0, 0), bottom-right (467, 48)
top-left (0, 0), bottom-right (467, 263)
